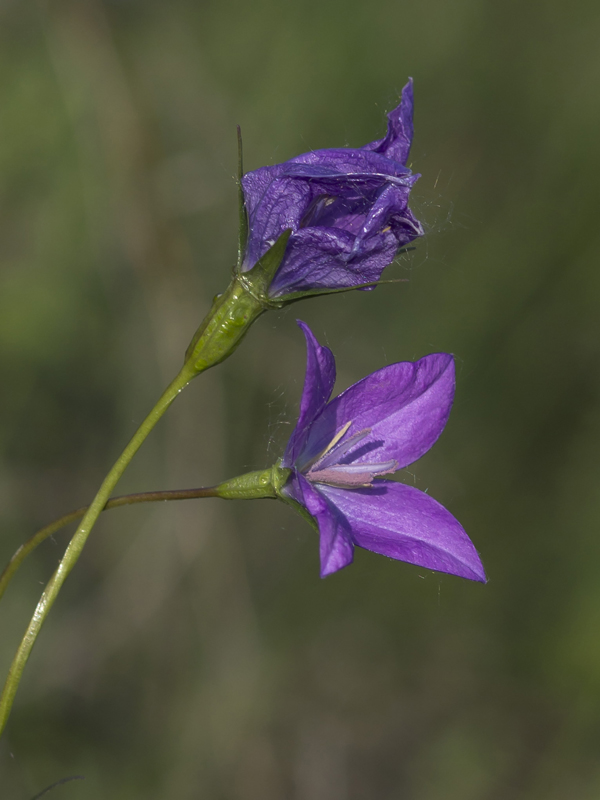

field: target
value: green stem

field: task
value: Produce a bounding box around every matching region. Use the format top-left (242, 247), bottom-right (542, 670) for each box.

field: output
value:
top-left (0, 273), bottom-right (271, 738)
top-left (0, 466), bottom-right (291, 605)
top-left (0, 361), bottom-right (195, 736)
top-left (0, 486), bottom-right (222, 604)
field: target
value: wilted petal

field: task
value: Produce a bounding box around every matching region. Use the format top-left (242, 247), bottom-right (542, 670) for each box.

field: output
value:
top-left (363, 80), bottom-right (415, 165)
top-left (241, 170), bottom-right (312, 269)
top-left (300, 192), bottom-right (377, 236)
top-left (391, 204), bottom-right (424, 247)
top-left (238, 82), bottom-right (422, 296)
top-left (285, 149), bottom-right (413, 182)
top-left (299, 353), bottom-right (455, 469)
top-left (317, 481), bottom-right (486, 582)
top-left (283, 322), bottom-right (336, 466)
top-left (355, 182), bottom-right (416, 245)
top-left (241, 153), bottom-right (412, 273)
top-left (269, 226), bottom-right (399, 297)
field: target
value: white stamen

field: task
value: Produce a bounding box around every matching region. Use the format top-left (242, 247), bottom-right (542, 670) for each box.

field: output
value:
top-left (304, 421), bottom-right (352, 471)
top-left (319, 460), bottom-right (397, 475)
top-left (316, 427), bottom-right (372, 470)
top-left (322, 420), bottom-right (352, 455)
top-left (307, 459), bottom-right (397, 488)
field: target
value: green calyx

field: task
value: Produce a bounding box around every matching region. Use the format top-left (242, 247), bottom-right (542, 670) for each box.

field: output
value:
top-left (215, 464), bottom-right (320, 537)
top-left (215, 464), bottom-right (291, 500)
top-left (184, 278), bottom-right (266, 373)
top-left (239, 228), bottom-right (292, 303)
top-left (184, 230), bottom-right (292, 376)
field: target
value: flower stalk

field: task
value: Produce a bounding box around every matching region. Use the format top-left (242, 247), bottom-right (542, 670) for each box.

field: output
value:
top-left (0, 364), bottom-right (192, 737)
top-left (0, 80), bottom-right (444, 740)
top-left (0, 487), bottom-right (226, 605)
top-left (0, 271), bottom-right (284, 738)
top-left (0, 463), bottom-right (291, 735)
top-left (0, 465), bottom-right (294, 608)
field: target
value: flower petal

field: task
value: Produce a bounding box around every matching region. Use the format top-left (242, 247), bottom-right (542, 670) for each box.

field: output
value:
top-left (317, 481), bottom-right (486, 582)
top-left (269, 226), bottom-right (399, 297)
top-left (354, 183), bottom-right (422, 246)
top-left (363, 79), bottom-right (415, 165)
top-left (391, 205), bottom-right (424, 247)
top-left (241, 154), bottom-right (415, 272)
top-left (241, 170), bottom-right (312, 269)
top-left (282, 322), bottom-right (336, 467)
top-left (239, 82), bottom-right (422, 291)
top-left (284, 473), bottom-right (354, 577)
top-left (299, 353), bottom-right (456, 470)
top-left (285, 148), bottom-right (413, 182)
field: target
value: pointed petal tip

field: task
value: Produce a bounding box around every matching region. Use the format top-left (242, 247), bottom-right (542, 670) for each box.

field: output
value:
top-left (295, 318), bottom-right (316, 340)
top-left (416, 351), bottom-right (454, 370)
top-left (296, 319), bottom-right (333, 360)
top-left (319, 549), bottom-right (354, 579)
top-left (441, 545), bottom-right (487, 584)
top-left (458, 563), bottom-right (487, 584)
top-left (319, 531), bottom-right (355, 577)
top-left (319, 563), bottom-right (339, 579)
top-left (283, 322), bottom-right (337, 466)
top-left (426, 559), bottom-right (487, 583)
top-left (298, 318), bottom-right (338, 357)
top-left (472, 561), bottom-right (488, 584)
top-left (419, 350), bottom-right (455, 395)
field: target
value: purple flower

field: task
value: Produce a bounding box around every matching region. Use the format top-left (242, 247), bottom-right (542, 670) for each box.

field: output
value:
top-left (240, 81), bottom-right (423, 300)
top-left (279, 322), bottom-right (486, 581)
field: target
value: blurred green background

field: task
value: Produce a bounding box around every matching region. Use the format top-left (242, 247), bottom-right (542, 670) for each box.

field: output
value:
top-left (1, 0), bottom-right (600, 797)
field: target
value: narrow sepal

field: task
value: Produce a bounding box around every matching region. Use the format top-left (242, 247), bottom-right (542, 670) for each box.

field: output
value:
top-left (241, 228), bottom-right (292, 303)
top-left (236, 125), bottom-right (249, 268)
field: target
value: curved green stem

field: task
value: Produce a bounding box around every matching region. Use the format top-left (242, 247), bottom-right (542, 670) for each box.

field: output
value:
top-left (0, 486), bottom-right (221, 604)
top-left (0, 362), bottom-right (195, 736)
top-left (0, 272), bottom-right (274, 737)
top-left (0, 465), bottom-right (291, 605)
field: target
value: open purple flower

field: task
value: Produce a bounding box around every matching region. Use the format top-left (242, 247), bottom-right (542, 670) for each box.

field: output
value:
top-left (240, 80), bottom-right (423, 300)
top-left (279, 322), bottom-right (486, 581)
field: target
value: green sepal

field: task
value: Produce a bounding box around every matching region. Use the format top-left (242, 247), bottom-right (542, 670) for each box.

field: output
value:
top-left (238, 228), bottom-right (292, 305)
top-left (214, 463), bottom-right (320, 537)
top-left (273, 276), bottom-right (409, 305)
top-left (236, 125), bottom-right (248, 269)
top-left (183, 228), bottom-right (292, 376)
top-left (215, 465), bottom-right (292, 500)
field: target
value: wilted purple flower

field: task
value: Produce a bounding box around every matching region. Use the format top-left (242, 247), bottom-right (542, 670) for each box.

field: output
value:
top-left (279, 322), bottom-right (486, 581)
top-left (240, 80), bottom-right (423, 300)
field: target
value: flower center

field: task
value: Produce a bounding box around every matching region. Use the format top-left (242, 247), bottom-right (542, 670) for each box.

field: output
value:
top-left (303, 421), bottom-right (397, 489)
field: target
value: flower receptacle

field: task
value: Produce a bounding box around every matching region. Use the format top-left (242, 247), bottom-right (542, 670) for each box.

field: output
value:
top-left (184, 230), bottom-right (293, 376)
top-left (184, 278), bottom-right (266, 374)
top-left (215, 465), bottom-right (292, 501)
